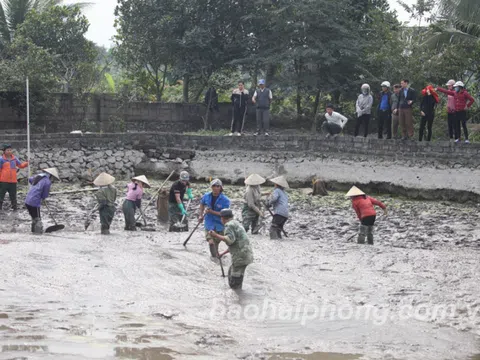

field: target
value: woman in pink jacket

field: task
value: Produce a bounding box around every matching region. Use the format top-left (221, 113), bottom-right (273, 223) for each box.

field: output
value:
top-left (437, 81), bottom-right (475, 143)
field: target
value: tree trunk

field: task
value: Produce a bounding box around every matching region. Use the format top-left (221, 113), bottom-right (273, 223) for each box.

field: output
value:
top-left (266, 63), bottom-right (276, 86)
top-left (183, 74), bottom-right (190, 103)
top-left (312, 88), bottom-right (321, 133)
top-left (203, 92), bottom-right (213, 130)
top-left (332, 89), bottom-right (340, 105)
top-left (296, 85), bottom-right (302, 117)
top-left (193, 85), bottom-right (206, 103)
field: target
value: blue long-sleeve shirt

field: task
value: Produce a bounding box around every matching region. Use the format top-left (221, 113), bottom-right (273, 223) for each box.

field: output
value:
top-left (25, 174), bottom-right (51, 207)
top-left (267, 188), bottom-right (289, 218)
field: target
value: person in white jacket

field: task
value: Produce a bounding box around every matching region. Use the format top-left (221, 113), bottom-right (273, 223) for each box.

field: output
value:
top-left (322, 104), bottom-right (348, 138)
top-left (354, 84), bottom-right (373, 138)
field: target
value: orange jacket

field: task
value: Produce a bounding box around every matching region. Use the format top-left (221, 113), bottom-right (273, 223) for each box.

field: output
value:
top-left (351, 195), bottom-right (386, 220)
top-left (0, 155), bottom-right (28, 183)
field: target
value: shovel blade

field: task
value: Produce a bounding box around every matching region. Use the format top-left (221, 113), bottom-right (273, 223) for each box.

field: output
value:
top-left (45, 224), bottom-right (65, 233)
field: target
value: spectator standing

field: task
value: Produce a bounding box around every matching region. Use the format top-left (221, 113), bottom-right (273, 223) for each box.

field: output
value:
top-left (419, 85), bottom-right (439, 141)
top-left (391, 84), bottom-right (401, 138)
top-left (229, 81), bottom-right (249, 136)
top-left (396, 79), bottom-right (416, 140)
top-left (252, 79), bottom-right (272, 136)
top-left (354, 84), bottom-right (373, 137)
top-left (377, 81), bottom-right (392, 139)
top-left (444, 79), bottom-right (457, 140)
top-left (321, 104), bottom-right (348, 138)
top-left (437, 81), bottom-right (475, 143)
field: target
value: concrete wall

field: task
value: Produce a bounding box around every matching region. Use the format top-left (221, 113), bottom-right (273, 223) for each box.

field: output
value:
top-left (0, 93), bottom-right (265, 133)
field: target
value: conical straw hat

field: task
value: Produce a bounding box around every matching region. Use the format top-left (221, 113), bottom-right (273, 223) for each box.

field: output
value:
top-left (345, 186), bottom-right (365, 197)
top-left (245, 173), bottom-right (265, 186)
top-left (132, 175), bottom-right (151, 188)
top-left (43, 168), bottom-right (59, 180)
top-left (93, 172), bottom-right (115, 186)
top-left (269, 176), bottom-right (289, 189)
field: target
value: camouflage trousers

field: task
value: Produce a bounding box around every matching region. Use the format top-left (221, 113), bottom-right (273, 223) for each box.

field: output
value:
top-left (228, 264), bottom-right (248, 290)
top-left (242, 204), bottom-right (260, 233)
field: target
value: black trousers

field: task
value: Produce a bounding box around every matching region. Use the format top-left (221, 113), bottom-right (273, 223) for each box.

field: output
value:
top-left (361, 215), bottom-right (376, 226)
top-left (322, 121), bottom-right (342, 135)
top-left (456, 111), bottom-right (468, 140)
top-left (377, 110), bottom-right (392, 139)
top-left (419, 113), bottom-right (434, 141)
top-left (231, 106), bottom-right (247, 133)
top-left (26, 204), bottom-right (41, 219)
top-left (447, 112), bottom-right (456, 139)
top-left (355, 114), bottom-right (370, 137)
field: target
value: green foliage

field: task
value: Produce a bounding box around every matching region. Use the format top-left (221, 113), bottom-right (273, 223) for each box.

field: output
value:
top-left (13, 6), bottom-right (97, 93)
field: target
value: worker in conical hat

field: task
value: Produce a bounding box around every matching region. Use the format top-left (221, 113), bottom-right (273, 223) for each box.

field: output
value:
top-left (242, 174), bottom-right (266, 234)
top-left (265, 176), bottom-right (289, 239)
top-left (122, 175), bottom-right (150, 231)
top-left (94, 172), bottom-right (117, 235)
top-left (25, 168), bottom-right (59, 234)
top-left (346, 186), bottom-right (387, 245)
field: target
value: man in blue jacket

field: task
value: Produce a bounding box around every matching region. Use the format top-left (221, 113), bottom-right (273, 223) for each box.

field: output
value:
top-left (199, 179), bottom-right (231, 257)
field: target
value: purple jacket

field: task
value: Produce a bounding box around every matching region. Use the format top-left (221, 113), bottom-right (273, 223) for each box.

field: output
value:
top-left (25, 174), bottom-right (51, 207)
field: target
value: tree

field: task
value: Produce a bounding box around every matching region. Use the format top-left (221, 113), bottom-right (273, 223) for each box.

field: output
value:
top-left (114, 0), bottom-right (182, 101)
top-left (13, 5), bottom-right (97, 93)
top-left (0, 0), bottom-right (89, 49)
top-left (426, 0), bottom-right (480, 47)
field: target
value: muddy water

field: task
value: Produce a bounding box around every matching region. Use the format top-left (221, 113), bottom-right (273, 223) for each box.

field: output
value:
top-left (0, 182), bottom-right (479, 359)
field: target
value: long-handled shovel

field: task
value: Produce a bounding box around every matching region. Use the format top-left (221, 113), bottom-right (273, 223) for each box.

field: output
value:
top-left (135, 170), bottom-right (175, 224)
top-left (174, 199), bottom-right (191, 230)
top-left (44, 201), bottom-right (65, 233)
top-left (183, 220), bottom-right (202, 247)
top-left (84, 204), bottom-right (99, 230)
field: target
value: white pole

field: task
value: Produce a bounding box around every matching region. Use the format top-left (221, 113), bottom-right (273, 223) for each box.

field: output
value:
top-left (26, 77), bottom-right (31, 179)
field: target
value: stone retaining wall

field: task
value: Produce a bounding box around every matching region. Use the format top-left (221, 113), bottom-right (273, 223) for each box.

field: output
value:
top-left (5, 132), bottom-right (480, 201)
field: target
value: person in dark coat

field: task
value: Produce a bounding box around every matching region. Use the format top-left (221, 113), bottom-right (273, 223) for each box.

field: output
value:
top-left (229, 81), bottom-right (249, 136)
top-left (419, 85), bottom-right (439, 142)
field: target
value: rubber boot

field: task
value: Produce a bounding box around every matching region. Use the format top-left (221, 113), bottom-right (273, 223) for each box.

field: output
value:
top-left (269, 225), bottom-right (281, 239)
top-left (101, 225), bottom-right (110, 235)
top-left (33, 218), bottom-right (43, 234)
top-left (11, 200), bottom-right (17, 211)
top-left (367, 226), bottom-right (374, 245)
top-left (357, 225), bottom-right (367, 244)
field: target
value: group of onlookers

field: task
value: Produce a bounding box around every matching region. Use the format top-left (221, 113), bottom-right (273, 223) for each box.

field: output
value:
top-left (217, 78), bottom-right (475, 142)
top-left (322, 79), bottom-right (476, 142)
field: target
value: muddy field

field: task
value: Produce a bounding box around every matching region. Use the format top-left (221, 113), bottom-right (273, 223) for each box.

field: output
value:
top-left (0, 180), bottom-right (479, 360)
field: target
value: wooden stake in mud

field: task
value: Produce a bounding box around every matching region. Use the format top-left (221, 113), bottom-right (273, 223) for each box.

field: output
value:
top-left (135, 170), bottom-right (175, 223)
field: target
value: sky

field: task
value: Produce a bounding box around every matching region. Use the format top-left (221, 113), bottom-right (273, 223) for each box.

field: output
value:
top-left (68, 0), bottom-right (416, 48)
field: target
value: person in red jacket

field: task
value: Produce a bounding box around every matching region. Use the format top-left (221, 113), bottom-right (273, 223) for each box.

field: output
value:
top-left (346, 186), bottom-right (387, 245)
top-left (0, 144), bottom-right (28, 211)
top-left (437, 81), bottom-right (475, 143)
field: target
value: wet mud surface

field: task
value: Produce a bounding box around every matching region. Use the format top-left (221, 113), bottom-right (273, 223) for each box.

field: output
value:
top-left (0, 181), bottom-right (479, 359)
